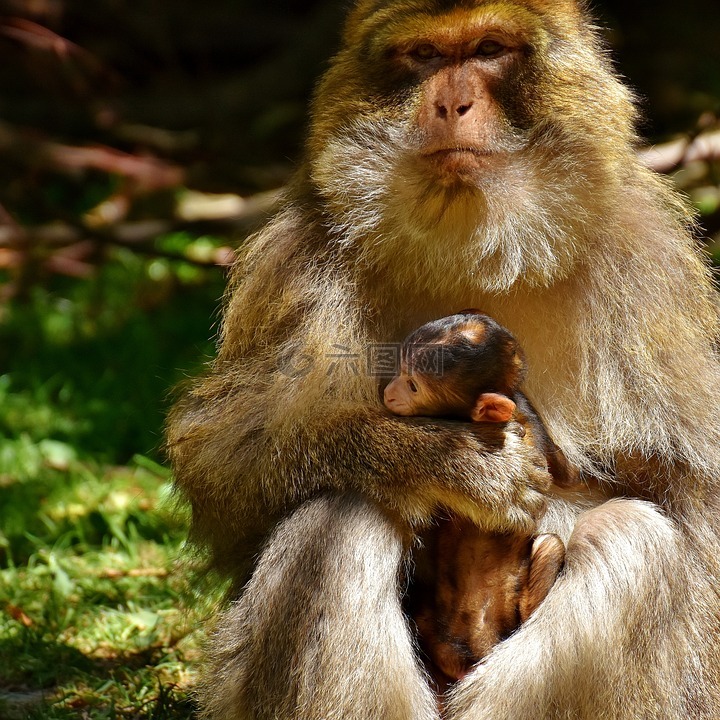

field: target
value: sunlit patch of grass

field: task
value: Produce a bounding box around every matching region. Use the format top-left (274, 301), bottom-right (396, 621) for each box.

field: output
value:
top-left (0, 247), bottom-right (224, 466)
top-left (0, 237), bottom-right (233, 716)
top-left (0, 432), bottom-right (226, 718)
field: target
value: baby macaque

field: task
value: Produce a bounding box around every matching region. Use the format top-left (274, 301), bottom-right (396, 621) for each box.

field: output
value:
top-left (384, 311), bottom-right (572, 685)
top-left (384, 311), bottom-right (578, 487)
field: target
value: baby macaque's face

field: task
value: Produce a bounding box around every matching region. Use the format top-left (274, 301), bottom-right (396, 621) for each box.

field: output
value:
top-left (383, 368), bottom-right (436, 416)
top-left (384, 366), bottom-right (516, 423)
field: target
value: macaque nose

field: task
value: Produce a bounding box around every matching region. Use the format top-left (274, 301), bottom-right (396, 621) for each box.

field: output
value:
top-left (436, 100), bottom-right (473, 120)
top-left (431, 70), bottom-right (477, 122)
top-left (417, 68), bottom-right (484, 139)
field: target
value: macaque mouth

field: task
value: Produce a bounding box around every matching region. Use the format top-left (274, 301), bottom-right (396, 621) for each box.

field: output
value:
top-left (422, 147), bottom-right (496, 173)
top-left (424, 147), bottom-right (493, 159)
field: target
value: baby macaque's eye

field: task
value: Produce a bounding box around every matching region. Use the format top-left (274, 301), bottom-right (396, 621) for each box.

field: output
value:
top-left (407, 379), bottom-right (418, 393)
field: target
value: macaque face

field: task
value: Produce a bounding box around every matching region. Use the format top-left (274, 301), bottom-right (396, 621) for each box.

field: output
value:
top-left (311, 1), bottom-right (616, 292)
top-left (386, 7), bottom-right (540, 183)
top-left (384, 313), bottom-right (524, 421)
top-left (316, 3), bottom-right (554, 183)
top-left (383, 369), bottom-right (439, 416)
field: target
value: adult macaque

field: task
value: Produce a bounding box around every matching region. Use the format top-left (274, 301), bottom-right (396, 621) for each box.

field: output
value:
top-left (385, 311), bottom-right (569, 685)
top-left (166, 1), bottom-right (720, 718)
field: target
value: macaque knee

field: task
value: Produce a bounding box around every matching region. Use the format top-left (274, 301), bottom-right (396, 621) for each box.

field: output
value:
top-left (567, 498), bottom-right (679, 576)
top-left (571, 498), bottom-right (673, 543)
top-left (519, 533), bottom-right (565, 621)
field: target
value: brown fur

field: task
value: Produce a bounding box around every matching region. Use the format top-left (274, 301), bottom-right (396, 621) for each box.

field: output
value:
top-left (413, 523), bottom-right (564, 688)
top-left (167, 1), bottom-right (720, 718)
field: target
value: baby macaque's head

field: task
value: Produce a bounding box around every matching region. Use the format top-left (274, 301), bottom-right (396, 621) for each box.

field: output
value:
top-left (383, 311), bottom-right (526, 422)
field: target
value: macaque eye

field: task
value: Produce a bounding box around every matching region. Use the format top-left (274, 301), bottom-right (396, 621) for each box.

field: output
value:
top-left (407, 379), bottom-right (418, 393)
top-left (476, 39), bottom-right (505, 57)
top-left (412, 43), bottom-right (440, 61)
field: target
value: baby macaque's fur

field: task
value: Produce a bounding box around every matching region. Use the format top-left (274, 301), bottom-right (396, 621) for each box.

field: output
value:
top-left (384, 312), bottom-right (569, 683)
top-left (412, 523), bottom-right (565, 687)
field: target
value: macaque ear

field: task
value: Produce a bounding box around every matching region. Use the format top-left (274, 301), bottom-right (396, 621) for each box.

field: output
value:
top-left (471, 393), bottom-right (516, 423)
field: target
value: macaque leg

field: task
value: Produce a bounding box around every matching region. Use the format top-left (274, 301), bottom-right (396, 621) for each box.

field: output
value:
top-left (518, 534), bottom-right (565, 622)
top-left (200, 493), bottom-right (438, 720)
top-left (445, 499), bottom-right (710, 720)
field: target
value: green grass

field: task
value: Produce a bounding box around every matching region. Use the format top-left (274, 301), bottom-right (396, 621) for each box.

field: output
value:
top-left (0, 245), bottom-right (229, 718)
top-left (0, 240), bottom-right (226, 465)
top-left (0, 452), bottom-right (226, 719)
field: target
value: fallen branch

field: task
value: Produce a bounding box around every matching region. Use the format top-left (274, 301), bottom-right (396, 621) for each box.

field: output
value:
top-left (639, 129), bottom-right (720, 174)
top-left (98, 567), bottom-right (169, 579)
top-left (0, 189), bottom-right (281, 273)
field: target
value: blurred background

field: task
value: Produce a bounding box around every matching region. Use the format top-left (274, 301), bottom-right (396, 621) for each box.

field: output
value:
top-left (0, 1), bottom-right (718, 718)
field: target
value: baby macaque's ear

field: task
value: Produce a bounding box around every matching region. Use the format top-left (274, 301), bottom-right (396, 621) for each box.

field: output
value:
top-left (471, 393), bottom-right (516, 423)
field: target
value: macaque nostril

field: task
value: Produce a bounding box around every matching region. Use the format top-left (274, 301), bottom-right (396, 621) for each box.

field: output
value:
top-left (435, 101), bottom-right (472, 119)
